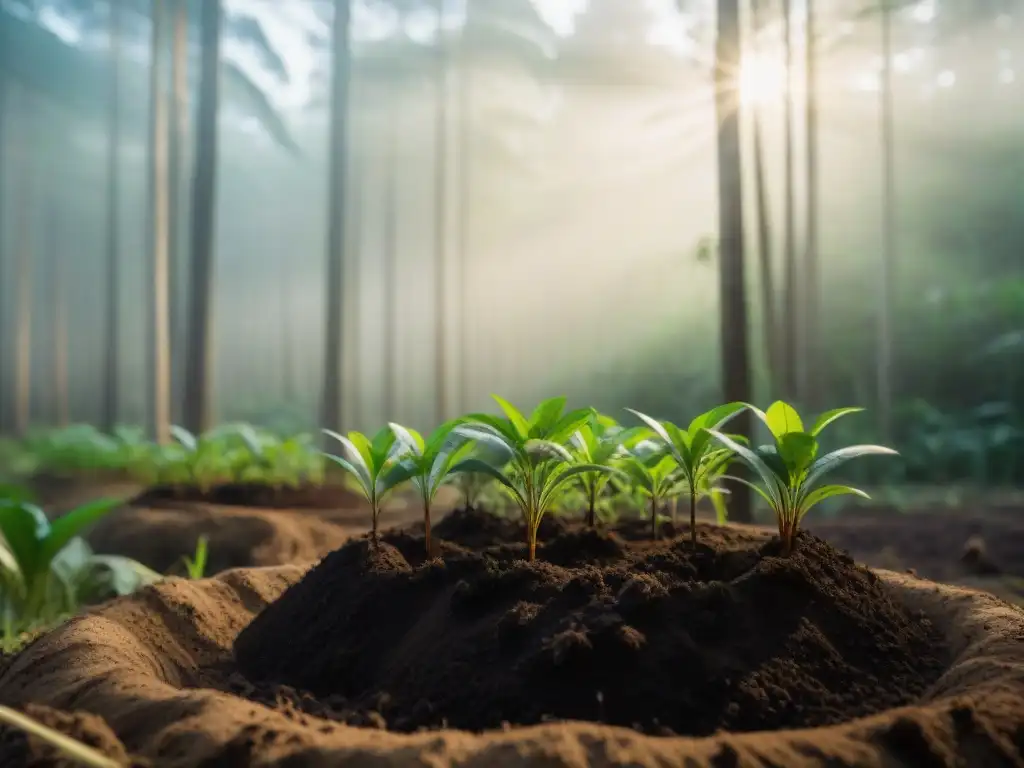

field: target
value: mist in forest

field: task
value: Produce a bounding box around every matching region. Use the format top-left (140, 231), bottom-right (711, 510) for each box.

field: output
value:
top-left (0, 0), bottom-right (1021, 433)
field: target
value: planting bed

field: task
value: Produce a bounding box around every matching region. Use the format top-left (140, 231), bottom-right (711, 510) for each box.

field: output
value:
top-left (807, 502), bottom-right (1024, 588)
top-left (28, 476), bottom-right (422, 575)
top-left (2, 511), bottom-right (1024, 766)
top-left (132, 481), bottom-right (364, 510)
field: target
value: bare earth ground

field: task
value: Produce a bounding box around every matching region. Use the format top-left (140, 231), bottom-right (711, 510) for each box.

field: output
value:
top-left (806, 501), bottom-right (1024, 606)
top-left (0, 519), bottom-right (1023, 767)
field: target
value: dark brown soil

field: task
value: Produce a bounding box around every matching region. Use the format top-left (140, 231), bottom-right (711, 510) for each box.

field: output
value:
top-left (131, 481), bottom-right (364, 510)
top-left (232, 509), bottom-right (948, 736)
top-left (807, 503), bottom-right (1024, 584)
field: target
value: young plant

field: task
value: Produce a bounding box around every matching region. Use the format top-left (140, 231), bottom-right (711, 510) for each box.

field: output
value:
top-left (388, 420), bottom-right (472, 557)
top-left (182, 536), bottom-right (209, 579)
top-left (618, 439), bottom-right (690, 539)
top-left (0, 495), bottom-right (123, 629)
top-left (626, 403), bottom-right (746, 547)
top-left (569, 413), bottom-right (643, 527)
top-left (322, 427), bottom-right (415, 543)
top-left (706, 401), bottom-right (898, 555)
top-left (453, 395), bottom-right (613, 561)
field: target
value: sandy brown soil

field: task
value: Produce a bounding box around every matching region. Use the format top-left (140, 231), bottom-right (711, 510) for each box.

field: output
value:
top-left (1, 518), bottom-right (1023, 767)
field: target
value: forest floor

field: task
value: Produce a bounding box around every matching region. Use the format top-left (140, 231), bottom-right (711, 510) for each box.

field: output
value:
top-left (1, 510), bottom-right (1023, 766)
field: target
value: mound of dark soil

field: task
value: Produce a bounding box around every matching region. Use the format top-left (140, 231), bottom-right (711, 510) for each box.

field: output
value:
top-left (133, 482), bottom-right (363, 511)
top-left (233, 512), bottom-right (947, 735)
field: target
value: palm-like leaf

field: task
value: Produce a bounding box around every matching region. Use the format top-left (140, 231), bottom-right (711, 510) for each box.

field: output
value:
top-left (452, 395), bottom-right (613, 560)
top-left (0, 7), bottom-right (299, 154)
top-left (706, 401), bottom-right (898, 554)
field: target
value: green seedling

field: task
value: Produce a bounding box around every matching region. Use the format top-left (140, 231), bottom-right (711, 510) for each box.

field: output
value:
top-left (182, 536), bottom-right (209, 579)
top-left (569, 413), bottom-right (643, 527)
top-left (453, 395), bottom-right (614, 561)
top-left (619, 439), bottom-right (690, 539)
top-left (706, 401), bottom-right (898, 554)
top-left (322, 427), bottom-right (415, 543)
top-left (627, 403), bottom-right (746, 548)
top-left (0, 495), bottom-right (123, 628)
top-left (389, 420), bottom-right (474, 556)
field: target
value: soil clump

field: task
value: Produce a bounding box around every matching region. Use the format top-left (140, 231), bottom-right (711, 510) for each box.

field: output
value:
top-left (233, 510), bottom-right (948, 736)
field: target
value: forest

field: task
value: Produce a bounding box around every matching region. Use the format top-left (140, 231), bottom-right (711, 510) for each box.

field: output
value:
top-left (0, 1), bottom-right (1023, 767)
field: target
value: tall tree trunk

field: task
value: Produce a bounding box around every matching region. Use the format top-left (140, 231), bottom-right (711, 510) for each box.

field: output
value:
top-left (0, 12), bottom-right (7, 434)
top-left (147, 0), bottom-right (172, 444)
top-left (433, 0), bottom-right (449, 423)
top-left (878, 0), bottom-right (895, 439)
top-left (750, 0), bottom-right (780, 398)
top-left (48, 197), bottom-right (68, 426)
top-left (320, 0), bottom-right (352, 433)
top-left (182, 0), bottom-right (221, 434)
top-left (714, 0), bottom-right (753, 523)
top-left (801, 0), bottom-right (821, 409)
top-left (168, 0), bottom-right (189, 423)
top-left (456, 33), bottom-right (471, 413)
top-left (781, 0), bottom-right (799, 402)
top-left (101, 0), bottom-right (122, 432)
top-left (13, 89), bottom-right (32, 437)
top-left (279, 228), bottom-right (295, 403)
top-left (382, 115), bottom-right (397, 419)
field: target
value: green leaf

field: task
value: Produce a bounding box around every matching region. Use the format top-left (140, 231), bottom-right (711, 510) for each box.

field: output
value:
top-left (525, 439), bottom-right (574, 464)
top-left (720, 474), bottom-right (780, 510)
top-left (809, 407), bottom-right (864, 436)
top-left (625, 409), bottom-right (674, 449)
top-left (528, 397), bottom-right (567, 437)
top-left (547, 408), bottom-right (596, 442)
top-left (799, 484), bottom-right (870, 519)
top-left (539, 463), bottom-right (617, 512)
top-left (377, 460), bottom-right (418, 497)
top-left (764, 401), bottom-right (804, 438)
top-left (324, 454), bottom-right (371, 500)
top-left (450, 458), bottom-right (527, 509)
top-left (491, 395), bottom-right (532, 440)
top-left (777, 432), bottom-right (819, 476)
top-left (804, 445), bottom-right (899, 489)
top-left (369, 427), bottom-right (401, 467)
top-left (424, 420), bottom-right (461, 455)
top-left (688, 402), bottom-right (748, 435)
top-left (705, 430), bottom-right (786, 508)
top-left (0, 503), bottom-right (46, 583)
top-left (389, 423), bottom-right (425, 456)
top-left (322, 430), bottom-right (374, 491)
top-left (40, 497), bottom-right (123, 568)
top-left (170, 425), bottom-right (198, 452)
top-left (459, 413), bottom-right (522, 446)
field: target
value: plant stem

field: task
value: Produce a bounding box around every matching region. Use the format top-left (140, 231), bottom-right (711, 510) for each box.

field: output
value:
top-left (650, 496), bottom-right (658, 540)
top-left (528, 526), bottom-right (537, 561)
top-left (423, 500), bottom-right (432, 556)
top-left (371, 505), bottom-right (379, 546)
top-left (690, 491), bottom-right (697, 549)
top-left (586, 487), bottom-right (596, 527)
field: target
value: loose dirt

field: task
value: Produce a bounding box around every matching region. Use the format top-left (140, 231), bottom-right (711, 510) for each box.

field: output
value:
top-left (3, 513), bottom-right (1023, 766)
top-left (233, 511), bottom-right (947, 735)
top-left (807, 503), bottom-right (1024, 588)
